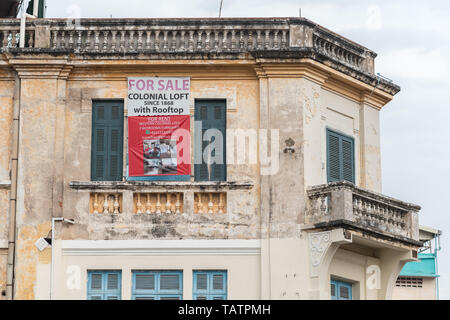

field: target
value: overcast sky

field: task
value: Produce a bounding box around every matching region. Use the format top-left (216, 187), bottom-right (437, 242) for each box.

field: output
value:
top-left (37, 0), bottom-right (450, 299)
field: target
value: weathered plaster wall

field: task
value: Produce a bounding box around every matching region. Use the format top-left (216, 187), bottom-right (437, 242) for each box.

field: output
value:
top-left (14, 76), bottom-right (61, 299)
top-left (0, 78), bottom-right (14, 299)
top-left (61, 71), bottom-right (261, 241)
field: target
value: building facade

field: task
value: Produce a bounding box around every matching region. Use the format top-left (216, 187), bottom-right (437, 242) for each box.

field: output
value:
top-left (393, 226), bottom-right (441, 300)
top-left (0, 17), bottom-right (422, 300)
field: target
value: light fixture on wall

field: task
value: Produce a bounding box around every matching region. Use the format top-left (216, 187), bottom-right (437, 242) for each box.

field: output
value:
top-left (283, 138), bottom-right (296, 154)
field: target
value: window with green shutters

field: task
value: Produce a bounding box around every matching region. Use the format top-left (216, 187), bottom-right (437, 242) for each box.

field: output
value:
top-left (194, 100), bottom-right (226, 181)
top-left (91, 101), bottom-right (124, 181)
top-left (326, 128), bottom-right (355, 183)
top-left (87, 271), bottom-right (121, 300)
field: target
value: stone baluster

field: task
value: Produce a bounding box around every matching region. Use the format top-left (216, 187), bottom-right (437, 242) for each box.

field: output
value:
top-left (136, 193), bottom-right (143, 214)
top-left (165, 194), bottom-right (172, 214)
top-left (103, 195), bottom-right (109, 214)
top-left (281, 30), bottom-right (287, 48)
top-left (188, 31), bottom-right (194, 51)
top-left (76, 30), bottom-right (82, 50)
top-left (180, 31), bottom-right (186, 51)
top-left (223, 31), bottom-right (229, 50)
top-left (108, 195), bottom-right (114, 213)
top-left (68, 30), bottom-right (74, 49)
top-left (218, 193), bottom-right (224, 214)
top-left (85, 30), bottom-right (92, 50)
top-left (197, 193), bottom-right (203, 214)
top-left (103, 30), bottom-right (109, 51)
top-left (137, 30), bottom-right (143, 50)
top-left (114, 194), bottom-right (120, 214)
top-left (256, 30), bottom-right (262, 49)
top-left (161, 31), bottom-right (167, 51)
top-left (248, 30), bottom-right (254, 49)
top-left (27, 30), bottom-right (34, 48)
top-left (320, 195), bottom-right (328, 215)
top-left (175, 194), bottom-right (181, 214)
top-left (145, 31), bottom-right (151, 50)
top-left (93, 30), bottom-right (100, 51)
top-left (93, 194), bottom-right (99, 214)
top-left (129, 31), bottom-right (135, 50)
top-left (111, 30), bottom-right (118, 52)
top-left (208, 194), bottom-right (214, 214)
top-left (239, 30), bottom-right (245, 49)
top-left (205, 31), bottom-right (211, 50)
top-left (120, 31), bottom-right (126, 51)
top-left (171, 31), bottom-right (178, 50)
top-left (214, 31), bottom-right (219, 50)
top-left (197, 30), bottom-right (202, 49)
top-left (231, 30), bottom-right (236, 49)
top-left (156, 194), bottom-right (162, 214)
top-left (264, 30), bottom-right (270, 49)
top-left (273, 30), bottom-right (279, 49)
top-left (51, 30), bottom-right (58, 48)
top-left (154, 31), bottom-right (160, 50)
top-left (146, 194), bottom-right (152, 214)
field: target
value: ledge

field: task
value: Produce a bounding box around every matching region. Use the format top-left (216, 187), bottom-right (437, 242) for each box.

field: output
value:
top-left (302, 219), bottom-right (423, 247)
top-left (61, 239), bottom-right (261, 256)
top-left (69, 180), bottom-right (254, 191)
top-left (0, 180), bottom-right (11, 189)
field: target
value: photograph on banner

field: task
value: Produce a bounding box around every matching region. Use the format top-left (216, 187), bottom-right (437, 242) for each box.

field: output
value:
top-left (127, 77), bottom-right (191, 180)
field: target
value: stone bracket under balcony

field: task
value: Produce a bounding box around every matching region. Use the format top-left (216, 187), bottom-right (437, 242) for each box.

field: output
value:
top-left (304, 181), bottom-right (422, 247)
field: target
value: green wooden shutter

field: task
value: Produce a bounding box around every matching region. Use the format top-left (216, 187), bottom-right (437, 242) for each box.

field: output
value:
top-left (194, 100), bottom-right (226, 181)
top-left (91, 101), bottom-right (124, 181)
top-left (326, 129), bottom-right (355, 183)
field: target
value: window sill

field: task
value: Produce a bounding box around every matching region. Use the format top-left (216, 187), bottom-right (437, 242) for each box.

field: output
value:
top-left (69, 180), bottom-right (254, 191)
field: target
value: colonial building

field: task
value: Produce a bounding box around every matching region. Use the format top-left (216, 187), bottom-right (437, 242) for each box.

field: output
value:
top-left (0, 17), bottom-right (422, 300)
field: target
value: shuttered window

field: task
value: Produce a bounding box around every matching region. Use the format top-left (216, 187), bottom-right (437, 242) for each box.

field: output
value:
top-left (193, 271), bottom-right (227, 300)
top-left (194, 100), bottom-right (226, 181)
top-left (330, 279), bottom-right (352, 300)
top-left (132, 271), bottom-right (183, 300)
top-left (87, 271), bottom-right (121, 300)
top-left (91, 101), bottom-right (124, 181)
top-left (326, 129), bottom-right (355, 183)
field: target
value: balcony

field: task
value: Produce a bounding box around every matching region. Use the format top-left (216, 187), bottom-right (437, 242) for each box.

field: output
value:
top-left (0, 18), bottom-right (400, 94)
top-left (69, 180), bottom-right (256, 240)
top-left (305, 181), bottom-right (421, 245)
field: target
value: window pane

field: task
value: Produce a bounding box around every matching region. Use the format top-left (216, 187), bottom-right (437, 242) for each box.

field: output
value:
top-left (212, 274), bottom-right (224, 290)
top-left (197, 274), bottom-right (208, 291)
top-left (136, 274), bottom-right (155, 290)
top-left (107, 273), bottom-right (119, 290)
top-left (160, 274), bottom-right (180, 290)
top-left (91, 274), bottom-right (103, 290)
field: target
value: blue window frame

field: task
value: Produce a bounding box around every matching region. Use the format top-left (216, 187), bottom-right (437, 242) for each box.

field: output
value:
top-left (330, 279), bottom-right (352, 300)
top-left (326, 128), bottom-right (355, 183)
top-left (132, 271), bottom-right (183, 300)
top-left (193, 271), bottom-right (227, 300)
top-left (87, 270), bottom-right (121, 300)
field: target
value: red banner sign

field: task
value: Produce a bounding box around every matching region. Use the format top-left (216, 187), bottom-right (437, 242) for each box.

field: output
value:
top-left (128, 115), bottom-right (191, 178)
top-left (127, 77), bottom-right (191, 180)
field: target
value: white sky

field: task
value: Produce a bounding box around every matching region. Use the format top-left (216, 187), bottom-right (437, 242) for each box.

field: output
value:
top-left (38, 0), bottom-right (450, 299)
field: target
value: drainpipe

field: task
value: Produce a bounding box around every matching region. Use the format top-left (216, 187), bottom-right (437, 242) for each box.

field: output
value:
top-left (6, 74), bottom-right (21, 300)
